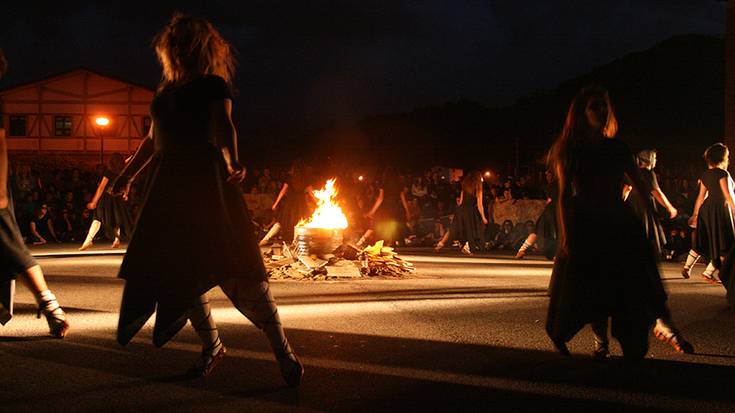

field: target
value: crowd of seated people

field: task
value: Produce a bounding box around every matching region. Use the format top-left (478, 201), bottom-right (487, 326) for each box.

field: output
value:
top-left (7, 159), bottom-right (699, 259)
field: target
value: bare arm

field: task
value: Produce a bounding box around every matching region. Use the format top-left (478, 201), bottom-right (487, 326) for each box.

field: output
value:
top-left (652, 187), bottom-right (677, 218)
top-left (476, 189), bottom-right (487, 224)
top-left (0, 129), bottom-right (7, 209)
top-left (211, 99), bottom-right (245, 183)
top-left (622, 184), bottom-right (632, 201)
top-left (87, 176), bottom-right (109, 210)
top-left (30, 221), bottom-right (46, 244)
top-left (400, 188), bottom-right (410, 217)
top-left (306, 185), bottom-right (317, 203)
top-left (117, 125), bottom-right (155, 188)
top-left (366, 189), bottom-right (384, 218)
top-left (47, 218), bottom-right (58, 241)
top-left (719, 177), bottom-right (735, 218)
top-left (689, 182), bottom-right (706, 228)
top-left (272, 183), bottom-right (288, 210)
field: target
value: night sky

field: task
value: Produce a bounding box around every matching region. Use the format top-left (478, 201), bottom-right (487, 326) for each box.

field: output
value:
top-left (0, 1), bottom-right (726, 130)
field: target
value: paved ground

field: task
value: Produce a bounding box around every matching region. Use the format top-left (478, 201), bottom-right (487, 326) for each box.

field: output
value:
top-left (2, 244), bottom-right (735, 412)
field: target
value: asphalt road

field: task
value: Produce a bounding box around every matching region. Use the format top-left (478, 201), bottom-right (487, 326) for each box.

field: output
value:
top-left (1, 245), bottom-right (734, 412)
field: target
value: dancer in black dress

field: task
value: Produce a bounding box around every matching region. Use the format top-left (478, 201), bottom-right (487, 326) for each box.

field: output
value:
top-left (361, 167), bottom-right (410, 247)
top-left (79, 153), bottom-right (133, 250)
top-left (546, 85), bottom-right (691, 360)
top-left (685, 144), bottom-right (735, 283)
top-left (515, 170), bottom-right (558, 260)
top-left (0, 48), bottom-right (69, 337)
top-left (114, 14), bottom-right (303, 384)
top-left (624, 149), bottom-right (677, 258)
top-left (434, 171), bottom-right (487, 255)
top-left (259, 161), bottom-right (314, 246)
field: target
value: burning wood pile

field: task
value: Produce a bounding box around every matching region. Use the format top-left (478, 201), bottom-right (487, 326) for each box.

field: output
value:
top-left (263, 179), bottom-right (415, 280)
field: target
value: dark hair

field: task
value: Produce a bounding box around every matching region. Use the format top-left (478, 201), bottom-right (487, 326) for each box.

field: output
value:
top-left (461, 171), bottom-right (482, 195)
top-left (0, 48), bottom-right (7, 80)
top-left (153, 12), bottom-right (236, 90)
top-left (550, 85), bottom-right (618, 179)
top-left (704, 143), bottom-right (728, 166)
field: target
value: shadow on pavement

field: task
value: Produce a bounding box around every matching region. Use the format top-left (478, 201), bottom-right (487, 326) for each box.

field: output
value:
top-left (2, 319), bottom-right (735, 412)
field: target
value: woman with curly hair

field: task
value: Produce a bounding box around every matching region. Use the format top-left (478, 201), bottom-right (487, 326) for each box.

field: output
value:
top-left (114, 14), bottom-right (302, 384)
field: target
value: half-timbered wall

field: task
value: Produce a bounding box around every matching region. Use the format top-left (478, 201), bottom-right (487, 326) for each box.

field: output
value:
top-left (0, 69), bottom-right (153, 156)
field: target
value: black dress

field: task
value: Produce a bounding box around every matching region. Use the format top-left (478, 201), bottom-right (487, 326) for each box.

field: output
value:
top-left (374, 179), bottom-right (406, 245)
top-left (626, 168), bottom-right (667, 256)
top-left (449, 191), bottom-right (485, 251)
top-left (1, 184), bottom-right (37, 324)
top-left (117, 75), bottom-right (268, 347)
top-left (94, 169), bottom-right (133, 240)
top-left (546, 139), bottom-right (667, 356)
top-left (535, 183), bottom-right (559, 260)
top-left (274, 175), bottom-right (311, 242)
top-left (695, 168), bottom-right (734, 268)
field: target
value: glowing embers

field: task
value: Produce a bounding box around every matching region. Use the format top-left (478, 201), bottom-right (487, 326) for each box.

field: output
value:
top-left (298, 178), bottom-right (348, 229)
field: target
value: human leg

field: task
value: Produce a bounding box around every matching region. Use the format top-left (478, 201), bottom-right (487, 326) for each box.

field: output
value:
top-left (186, 293), bottom-right (226, 378)
top-left (222, 280), bottom-right (303, 387)
top-left (79, 219), bottom-right (102, 251)
top-left (20, 265), bottom-right (68, 338)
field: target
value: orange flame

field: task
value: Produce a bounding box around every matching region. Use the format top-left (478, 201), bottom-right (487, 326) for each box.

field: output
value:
top-left (298, 178), bottom-right (348, 229)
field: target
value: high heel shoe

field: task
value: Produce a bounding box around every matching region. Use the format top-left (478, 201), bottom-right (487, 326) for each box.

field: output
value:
top-left (276, 349), bottom-right (304, 387)
top-left (78, 240), bottom-right (93, 251)
top-left (186, 343), bottom-right (227, 378)
top-left (37, 304), bottom-right (69, 339)
top-left (111, 239), bottom-right (120, 249)
top-left (515, 250), bottom-right (526, 259)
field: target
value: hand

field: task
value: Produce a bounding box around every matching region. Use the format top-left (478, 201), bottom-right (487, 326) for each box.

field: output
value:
top-left (482, 217), bottom-right (488, 225)
top-left (226, 160), bottom-right (246, 184)
top-left (669, 207), bottom-right (677, 219)
top-left (121, 183), bottom-right (131, 201)
top-left (271, 204), bottom-right (278, 211)
top-left (86, 202), bottom-right (96, 210)
top-left (688, 215), bottom-right (697, 228)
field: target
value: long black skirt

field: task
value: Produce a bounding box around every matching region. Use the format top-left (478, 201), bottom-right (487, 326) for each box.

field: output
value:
top-left (117, 148), bottom-right (268, 347)
top-left (628, 197), bottom-right (667, 257)
top-left (696, 199), bottom-right (734, 268)
top-left (94, 192), bottom-right (134, 240)
top-left (1, 206), bottom-right (37, 325)
top-left (535, 203), bottom-right (558, 260)
top-left (450, 201), bottom-right (485, 250)
top-left (546, 200), bottom-right (668, 353)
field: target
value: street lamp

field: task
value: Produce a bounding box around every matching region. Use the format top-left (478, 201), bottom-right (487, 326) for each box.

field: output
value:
top-left (94, 116), bottom-right (110, 164)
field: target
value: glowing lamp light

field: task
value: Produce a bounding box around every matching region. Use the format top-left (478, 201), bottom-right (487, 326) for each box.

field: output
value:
top-left (484, 171), bottom-right (492, 177)
top-left (358, 175), bottom-right (364, 181)
top-left (95, 117), bottom-right (110, 127)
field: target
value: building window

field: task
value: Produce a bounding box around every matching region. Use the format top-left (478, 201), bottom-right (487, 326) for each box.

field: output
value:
top-left (54, 116), bottom-right (72, 136)
top-left (142, 116), bottom-right (152, 137)
top-left (8, 115), bottom-right (26, 137)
